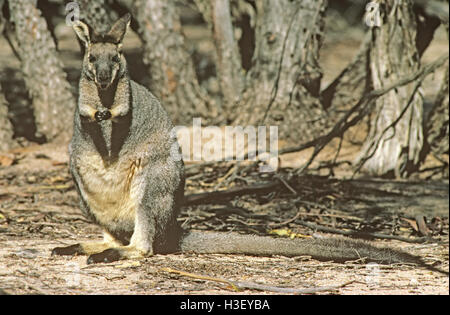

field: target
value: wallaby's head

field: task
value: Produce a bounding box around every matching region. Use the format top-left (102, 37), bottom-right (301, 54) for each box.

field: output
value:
top-left (73, 13), bottom-right (131, 90)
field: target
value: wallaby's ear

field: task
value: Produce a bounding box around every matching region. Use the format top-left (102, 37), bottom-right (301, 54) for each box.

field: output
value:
top-left (106, 13), bottom-right (131, 45)
top-left (73, 20), bottom-right (91, 47)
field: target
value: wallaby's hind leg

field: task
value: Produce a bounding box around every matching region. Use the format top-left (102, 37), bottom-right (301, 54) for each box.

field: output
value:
top-left (51, 231), bottom-right (123, 257)
top-left (86, 173), bottom-right (181, 264)
top-left (86, 224), bottom-right (155, 264)
top-left (85, 215), bottom-right (155, 264)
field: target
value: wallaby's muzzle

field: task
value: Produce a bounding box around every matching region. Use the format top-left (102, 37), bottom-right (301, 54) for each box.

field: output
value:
top-left (96, 66), bottom-right (113, 90)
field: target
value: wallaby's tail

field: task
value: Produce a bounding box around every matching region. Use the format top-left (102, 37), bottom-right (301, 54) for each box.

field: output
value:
top-left (179, 231), bottom-right (432, 266)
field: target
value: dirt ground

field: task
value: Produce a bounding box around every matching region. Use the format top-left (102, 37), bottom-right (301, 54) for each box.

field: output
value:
top-left (0, 143), bottom-right (448, 295)
top-left (0, 14), bottom-right (449, 295)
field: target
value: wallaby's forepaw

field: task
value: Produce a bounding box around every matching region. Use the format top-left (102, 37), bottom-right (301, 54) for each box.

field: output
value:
top-left (87, 248), bottom-right (122, 264)
top-left (51, 244), bottom-right (84, 256)
top-left (94, 110), bottom-right (112, 122)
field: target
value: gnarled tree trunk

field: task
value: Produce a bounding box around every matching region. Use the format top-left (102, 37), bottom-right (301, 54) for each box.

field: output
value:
top-left (8, 0), bottom-right (75, 143)
top-left (426, 66), bottom-right (449, 158)
top-left (356, 0), bottom-right (424, 178)
top-left (0, 85), bottom-right (15, 152)
top-left (234, 0), bottom-right (328, 142)
top-left (0, 0), bottom-right (14, 151)
top-left (425, 20), bottom-right (449, 161)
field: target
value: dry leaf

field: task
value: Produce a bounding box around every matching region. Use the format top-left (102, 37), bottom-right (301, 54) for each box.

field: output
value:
top-left (0, 154), bottom-right (15, 167)
top-left (401, 217), bottom-right (419, 232)
top-left (415, 215), bottom-right (431, 236)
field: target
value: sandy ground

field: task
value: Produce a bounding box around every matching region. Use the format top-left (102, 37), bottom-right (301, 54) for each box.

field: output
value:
top-left (0, 144), bottom-right (448, 295)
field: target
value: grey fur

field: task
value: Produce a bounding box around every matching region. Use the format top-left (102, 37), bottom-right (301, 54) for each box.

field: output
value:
top-left (180, 231), bottom-right (421, 264)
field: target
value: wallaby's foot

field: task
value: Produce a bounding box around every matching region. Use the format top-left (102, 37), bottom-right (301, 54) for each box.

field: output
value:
top-left (86, 246), bottom-right (150, 264)
top-left (52, 237), bottom-right (121, 257)
top-left (87, 248), bottom-right (122, 264)
top-left (52, 244), bottom-right (84, 256)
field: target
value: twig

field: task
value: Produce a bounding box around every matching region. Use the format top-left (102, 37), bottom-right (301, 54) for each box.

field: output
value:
top-left (184, 181), bottom-right (284, 206)
top-left (206, 206), bottom-right (272, 221)
top-left (214, 162), bottom-right (240, 190)
top-left (161, 267), bottom-right (240, 291)
top-left (161, 267), bottom-right (355, 294)
top-left (295, 219), bottom-right (430, 244)
top-left (268, 211), bottom-right (302, 228)
top-left (294, 54), bottom-right (449, 175)
top-left (276, 175), bottom-right (297, 195)
top-left (293, 210), bottom-right (365, 223)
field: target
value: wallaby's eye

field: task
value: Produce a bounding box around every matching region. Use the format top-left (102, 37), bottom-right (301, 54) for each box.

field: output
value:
top-left (89, 55), bottom-right (96, 63)
top-left (112, 55), bottom-right (120, 63)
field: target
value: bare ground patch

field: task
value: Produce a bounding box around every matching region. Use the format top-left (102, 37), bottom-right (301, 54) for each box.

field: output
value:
top-left (0, 144), bottom-right (448, 295)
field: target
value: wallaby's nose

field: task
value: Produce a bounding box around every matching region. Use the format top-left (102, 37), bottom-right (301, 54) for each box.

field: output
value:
top-left (97, 70), bottom-right (111, 89)
top-left (98, 70), bottom-right (110, 83)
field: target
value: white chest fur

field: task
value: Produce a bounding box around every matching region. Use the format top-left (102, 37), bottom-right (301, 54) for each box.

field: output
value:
top-left (75, 152), bottom-right (144, 229)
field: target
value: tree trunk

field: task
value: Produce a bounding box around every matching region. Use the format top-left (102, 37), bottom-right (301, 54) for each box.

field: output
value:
top-left (356, 0), bottom-right (424, 178)
top-left (8, 0), bottom-right (75, 143)
top-left (194, 0), bottom-right (245, 118)
top-left (234, 0), bottom-right (328, 142)
top-left (426, 66), bottom-right (449, 159)
top-left (0, 85), bottom-right (15, 152)
top-left (425, 20), bottom-right (449, 160)
top-left (117, 0), bottom-right (218, 125)
top-left (0, 0), bottom-right (14, 152)
top-left (322, 1), bottom-right (440, 116)
top-left (77, 0), bottom-right (116, 33)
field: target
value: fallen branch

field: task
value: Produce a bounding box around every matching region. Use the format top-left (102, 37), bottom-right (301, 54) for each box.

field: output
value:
top-left (184, 181), bottom-right (284, 206)
top-left (295, 219), bottom-right (430, 244)
top-left (161, 267), bottom-right (355, 294)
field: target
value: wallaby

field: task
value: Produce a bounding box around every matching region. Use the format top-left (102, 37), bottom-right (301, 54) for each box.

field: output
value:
top-left (52, 14), bottom-right (441, 272)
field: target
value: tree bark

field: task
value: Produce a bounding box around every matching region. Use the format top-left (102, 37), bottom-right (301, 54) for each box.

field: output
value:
top-left (356, 0), bottom-right (424, 177)
top-left (234, 0), bottom-right (328, 142)
top-left (0, 0), bottom-right (12, 152)
top-left (0, 85), bottom-right (15, 152)
top-left (425, 20), bottom-right (449, 160)
top-left (77, 0), bottom-right (116, 33)
top-left (426, 65), bottom-right (449, 159)
top-left (117, 0), bottom-right (218, 125)
top-left (7, 0), bottom-right (75, 143)
top-left (322, 1), bottom-right (441, 125)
